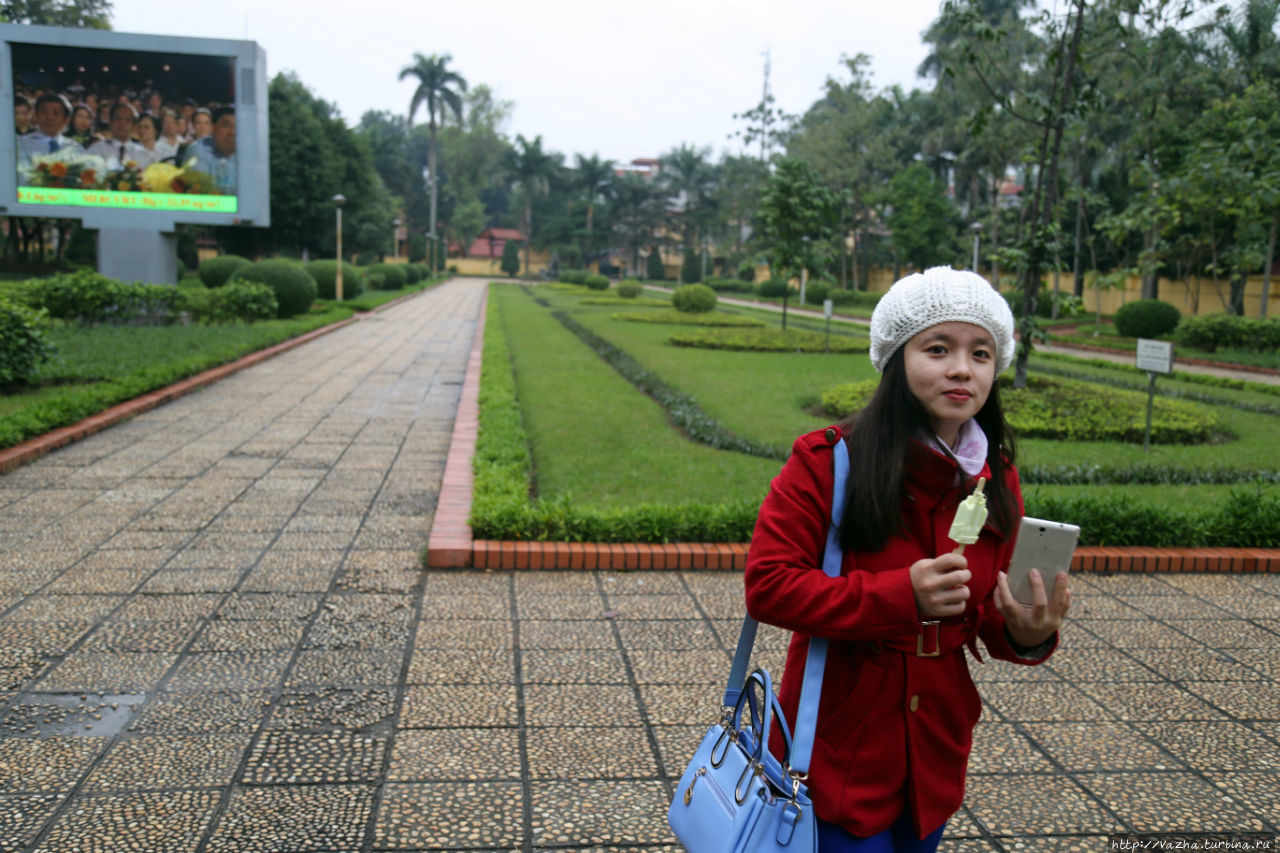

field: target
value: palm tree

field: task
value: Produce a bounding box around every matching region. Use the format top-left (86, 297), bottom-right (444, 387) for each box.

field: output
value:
top-left (399, 52), bottom-right (467, 264)
top-left (507, 134), bottom-right (559, 276)
top-left (660, 144), bottom-right (716, 277)
top-left (574, 153), bottom-right (615, 270)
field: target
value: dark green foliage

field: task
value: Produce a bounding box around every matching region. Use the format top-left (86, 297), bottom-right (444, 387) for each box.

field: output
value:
top-left (612, 310), bottom-right (764, 327)
top-left (672, 283), bottom-right (717, 313)
top-left (804, 282), bottom-right (831, 306)
top-left (584, 273), bottom-right (610, 291)
top-left (188, 280), bottom-right (279, 323)
top-left (826, 289), bottom-right (882, 308)
top-left (304, 260), bottom-right (365, 301)
top-left (560, 270), bottom-right (588, 285)
top-left (703, 276), bottom-right (755, 293)
top-left (198, 254), bottom-right (252, 288)
top-left (616, 279), bottom-right (643, 298)
top-left (756, 278), bottom-right (790, 298)
top-left (670, 327), bottom-right (870, 353)
top-left (886, 162), bottom-right (957, 270)
top-left (681, 247), bottom-right (702, 283)
top-left (500, 240), bottom-right (522, 276)
top-left (400, 263), bottom-right (424, 284)
top-left (737, 263), bottom-right (756, 282)
top-left (408, 234), bottom-right (427, 262)
top-left (235, 259), bottom-right (318, 318)
top-left (0, 297), bottom-right (53, 388)
top-left (1114, 299), bottom-right (1181, 338)
top-left (1020, 463), bottom-right (1279, 486)
top-left (367, 263), bottom-right (407, 290)
top-left (0, 271), bottom-right (187, 326)
top-left (646, 250), bottom-right (665, 281)
top-left (408, 263), bottom-right (430, 281)
top-left (1175, 313), bottom-right (1280, 353)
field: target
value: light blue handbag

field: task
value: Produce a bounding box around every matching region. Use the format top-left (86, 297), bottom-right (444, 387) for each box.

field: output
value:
top-left (668, 437), bottom-right (849, 853)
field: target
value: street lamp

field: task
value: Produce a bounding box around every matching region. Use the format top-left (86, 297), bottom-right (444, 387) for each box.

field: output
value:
top-left (800, 235), bottom-right (810, 305)
top-left (333, 194), bottom-right (346, 301)
top-left (970, 221), bottom-right (983, 276)
top-left (392, 218), bottom-right (402, 259)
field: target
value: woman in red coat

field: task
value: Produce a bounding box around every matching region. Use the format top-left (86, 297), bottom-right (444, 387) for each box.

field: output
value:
top-left (745, 267), bottom-right (1070, 853)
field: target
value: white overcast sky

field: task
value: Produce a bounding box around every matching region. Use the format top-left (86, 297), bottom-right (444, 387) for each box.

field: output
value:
top-left (110, 0), bottom-right (945, 165)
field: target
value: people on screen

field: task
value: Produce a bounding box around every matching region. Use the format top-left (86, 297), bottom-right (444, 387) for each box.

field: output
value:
top-left (87, 102), bottom-right (151, 169)
top-left (188, 106), bottom-right (236, 193)
top-left (17, 93), bottom-right (83, 164)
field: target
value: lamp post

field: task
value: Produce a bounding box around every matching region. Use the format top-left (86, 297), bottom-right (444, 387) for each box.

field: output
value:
top-left (333, 194), bottom-right (346, 301)
top-left (392, 218), bottom-right (402, 259)
top-left (970, 221), bottom-right (983, 276)
top-left (800, 235), bottom-right (810, 305)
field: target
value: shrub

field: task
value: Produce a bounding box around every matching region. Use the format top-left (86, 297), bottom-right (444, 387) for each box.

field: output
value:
top-left (560, 270), bottom-right (588, 285)
top-left (410, 263), bottom-right (431, 281)
top-left (681, 248), bottom-right (702, 283)
top-left (189, 279), bottom-right (279, 323)
top-left (400, 263), bottom-right (423, 284)
top-left (500, 240), bottom-right (522, 276)
top-left (1175, 313), bottom-right (1280, 353)
top-left (584, 273), bottom-right (610, 291)
top-left (737, 263), bottom-right (756, 283)
top-left (367, 263), bottom-right (407, 290)
top-left (1114, 299), bottom-right (1181, 338)
top-left (304, 260), bottom-right (364, 301)
top-left (646, 250), bottom-right (665, 281)
top-left (613, 310), bottom-right (764, 327)
top-left (616, 279), bottom-right (643, 298)
top-left (198, 254), bottom-right (252, 288)
top-left (826, 289), bottom-right (882, 309)
top-left (0, 297), bottom-right (53, 388)
top-left (756, 278), bottom-right (790, 298)
top-left (672, 283), bottom-right (717, 313)
top-left (704, 276), bottom-right (755, 293)
top-left (5, 271), bottom-right (186, 326)
top-left (804, 282), bottom-right (831, 306)
top-left (234, 259), bottom-right (317, 318)
top-left (670, 328), bottom-right (870, 353)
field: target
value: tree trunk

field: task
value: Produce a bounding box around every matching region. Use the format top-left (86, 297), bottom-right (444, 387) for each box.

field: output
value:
top-left (586, 204), bottom-right (594, 272)
top-left (523, 202), bottom-right (532, 278)
top-left (1261, 210), bottom-right (1277, 318)
top-left (428, 116), bottom-right (439, 247)
top-left (1142, 227), bottom-right (1158, 299)
top-left (1073, 185), bottom-right (1085, 297)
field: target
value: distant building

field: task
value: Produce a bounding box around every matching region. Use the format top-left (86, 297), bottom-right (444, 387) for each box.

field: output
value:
top-left (448, 227), bottom-right (527, 259)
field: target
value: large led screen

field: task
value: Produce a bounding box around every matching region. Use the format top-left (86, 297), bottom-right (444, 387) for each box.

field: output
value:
top-left (12, 42), bottom-right (238, 214)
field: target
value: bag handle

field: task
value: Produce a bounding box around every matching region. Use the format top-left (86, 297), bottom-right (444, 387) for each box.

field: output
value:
top-left (724, 436), bottom-right (849, 777)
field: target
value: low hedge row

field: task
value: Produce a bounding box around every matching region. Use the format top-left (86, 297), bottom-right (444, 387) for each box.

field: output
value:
top-left (1029, 361), bottom-right (1280, 416)
top-left (821, 375), bottom-right (1225, 444)
top-left (611, 310), bottom-right (765, 327)
top-left (1175, 313), bottom-right (1280, 353)
top-left (0, 297), bottom-right (53, 388)
top-left (468, 293), bottom-right (759, 542)
top-left (550, 307), bottom-right (785, 460)
top-left (670, 328), bottom-right (871, 353)
top-left (703, 276), bottom-right (755, 293)
top-left (1021, 464), bottom-right (1279, 486)
top-left (1035, 350), bottom-right (1280, 399)
top-left (0, 270), bottom-right (190, 325)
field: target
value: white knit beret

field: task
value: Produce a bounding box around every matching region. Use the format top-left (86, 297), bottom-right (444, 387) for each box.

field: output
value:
top-left (869, 266), bottom-right (1015, 373)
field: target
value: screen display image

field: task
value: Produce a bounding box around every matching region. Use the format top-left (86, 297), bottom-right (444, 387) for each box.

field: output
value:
top-left (11, 42), bottom-right (237, 214)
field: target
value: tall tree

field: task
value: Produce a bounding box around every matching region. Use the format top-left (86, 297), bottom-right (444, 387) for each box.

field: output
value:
top-left (659, 144), bottom-right (715, 269)
top-left (1, 0), bottom-right (111, 27)
top-left (758, 157), bottom-right (838, 328)
top-left (398, 52), bottom-right (467, 264)
top-left (507, 134), bottom-right (559, 276)
top-left (611, 172), bottom-right (670, 278)
top-left (573, 153), bottom-right (614, 270)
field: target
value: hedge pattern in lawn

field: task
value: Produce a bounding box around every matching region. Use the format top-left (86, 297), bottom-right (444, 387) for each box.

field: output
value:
top-left (579, 298), bottom-right (666, 307)
top-left (234, 259), bottom-right (318, 318)
top-left (612, 310), bottom-right (765, 327)
top-left (304, 260), bottom-right (365, 301)
top-left (1030, 361), bottom-right (1280, 416)
top-left (198, 254), bottom-right (251, 288)
top-left (546, 303), bottom-right (785, 460)
top-left (0, 297), bottom-right (53, 388)
top-left (1036, 350), bottom-right (1280, 399)
top-left (821, 374), bottom-right (1224, 444)
top-left (671, 327), bottom-right (871, 353)
top-left (1175, 313), bottom-right (1280, 353)
top-left (1021, 463), bottom-right (1279, 486)
top-left (469, 292), bottom-right (760, 542)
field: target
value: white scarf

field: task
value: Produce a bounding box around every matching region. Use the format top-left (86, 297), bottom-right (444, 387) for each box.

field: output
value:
top-left (926, 418), bottom-right (988, 481)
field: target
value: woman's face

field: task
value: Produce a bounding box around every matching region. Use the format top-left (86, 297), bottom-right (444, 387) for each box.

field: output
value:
top-left (192, 112), bottom-right (212, 138)
top-left (148, 93), bottom-right (162, 113)
top-left (72, 108), bottom-right (92, 133)
top-left (903, 321), bottom-right (996, 447)
top-left (14, 102), bottom-right (31, 130)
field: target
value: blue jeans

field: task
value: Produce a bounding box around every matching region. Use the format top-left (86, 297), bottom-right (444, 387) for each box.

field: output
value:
top-left (817, 810), bottom-right (946, 853)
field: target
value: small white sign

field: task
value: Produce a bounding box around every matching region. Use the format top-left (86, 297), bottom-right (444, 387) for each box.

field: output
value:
top-left (1136, 338), bottom-right (1174, 374)
top-left (823, 299), bottom-right (834, 318)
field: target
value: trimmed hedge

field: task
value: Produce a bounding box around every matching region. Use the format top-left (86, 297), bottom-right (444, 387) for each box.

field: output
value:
top-left (672, 284), bottom-right (717, 313)
top-left (1114, 299), bottom-right (1180, 338)
top-left (756, 278), bottom-right (790, 298)
top-left (616, 279), bottom-right (643, 298)
top-left (0, 271), bottom-right (186, 326)
top-left (0, 297), bottom-right (53, 387)
top-left (821, 374), bottom-right (1224, 444)
top-left (198, 254), bottom-right (252, 288)
top-left (584, 273), bottom-right (610, 291)
top-left (560, 270), bottom-right (589, 285)
top-left (670, 328), bottom-right (871, 353)
top-left (611, 310), bottom-right (765, 327)
top-left (186, 280), bottom-right (278, 324)
top-left (1175, 313), bottom-right (1280, 353)
top-left (469, 292), bottom-right (760, 541)
top-left (400, 263), bottom-right (424, 285)
top-left (367, 263), bottom-right (407, 290)
top-left (704, 276), bottom-right (755, 293)
top-left (304, 260), bottom-right (365, 301)
top-left (234, 259), bottom-right (317, 318)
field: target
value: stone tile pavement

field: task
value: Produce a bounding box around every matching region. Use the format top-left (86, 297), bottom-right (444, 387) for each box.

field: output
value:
top-left (1, 278), bottom-right (1278, 851)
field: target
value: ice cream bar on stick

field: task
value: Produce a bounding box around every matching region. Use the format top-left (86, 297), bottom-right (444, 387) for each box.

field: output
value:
top-left (949, 477), bottom-right (988, 555)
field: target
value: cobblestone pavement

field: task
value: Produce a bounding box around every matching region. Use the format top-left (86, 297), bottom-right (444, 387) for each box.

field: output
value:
top-left (2, 279), bottom-right (1279, 851)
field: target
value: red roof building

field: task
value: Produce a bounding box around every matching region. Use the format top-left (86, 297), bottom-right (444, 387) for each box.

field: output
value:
top-left (449, 227), bottom-right (528, 258)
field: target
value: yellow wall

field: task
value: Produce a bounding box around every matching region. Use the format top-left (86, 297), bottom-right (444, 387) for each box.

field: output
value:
top-left (449, 249), bottom-right (552, 278)
top-left (1071, 273), bottom-right (1278, 318)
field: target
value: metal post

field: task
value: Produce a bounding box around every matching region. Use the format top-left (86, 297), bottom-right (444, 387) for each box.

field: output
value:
top-left (1143, 371), bottom-right (1156, 452)
top-left (970, 221), bottom-right (983, 275)
top-left (333, 194), bottom-right (346, 301)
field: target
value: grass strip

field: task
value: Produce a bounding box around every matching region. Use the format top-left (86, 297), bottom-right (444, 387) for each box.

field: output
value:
top-left (469, 284), bottom-right (769, 541)
top-left (611, 310), bottom-right (765, 327)
top-left (669, 327), bottom-right (871, 353)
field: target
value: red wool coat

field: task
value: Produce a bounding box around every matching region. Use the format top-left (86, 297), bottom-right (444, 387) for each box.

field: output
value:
top-left (744, 427), bottom-right (1057, 840)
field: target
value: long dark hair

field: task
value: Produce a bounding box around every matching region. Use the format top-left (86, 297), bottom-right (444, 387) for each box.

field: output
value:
top-left (838, 347), bottom-right (1017, 553)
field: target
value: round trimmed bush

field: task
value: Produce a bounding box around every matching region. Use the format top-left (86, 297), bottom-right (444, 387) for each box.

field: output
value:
top-left (198, 254), bottom-right (252, 288)
top-left (584, 273), bottom-right (610, 291)
top-left (400, 263), bottom-right (423, 284)
top-left (199, 279), bottom-right (279, 323)
top-left (560, 269), bottom-right (588, 285)
top-left (1114, 299), bottom-right (1181, 339)
top-left (367, 263), bottom-right (407, 290)
top-left (0, 297), bottom-right (52, 388)
top-left (804, 282), bottom-right (831, 306)
top-left (616, 279), bottom-right (643, 298)
top-left (672, 283), bottom-right (717, 314)
top-left (304, 260), bottom-right (364, 301)
top-left (756, 278), bottom-right (790, 298)
top-left (235, 259), bottom-right (317, 318)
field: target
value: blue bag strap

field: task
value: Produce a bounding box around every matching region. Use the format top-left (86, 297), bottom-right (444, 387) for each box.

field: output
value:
top-left (723, 435), bottom-right (850, 774)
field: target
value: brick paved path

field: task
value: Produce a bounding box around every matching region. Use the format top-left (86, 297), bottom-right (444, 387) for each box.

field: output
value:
top-left (1, 278), bottom-right (1278, 851)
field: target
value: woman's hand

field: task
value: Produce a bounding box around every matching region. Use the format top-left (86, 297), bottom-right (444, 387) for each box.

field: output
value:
top-left (910, 554), bottom-right (972, 620)
top-left (994, 569), bottom-right (1071, 648)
